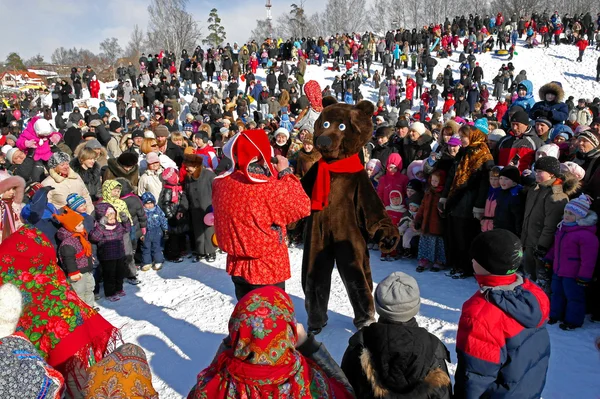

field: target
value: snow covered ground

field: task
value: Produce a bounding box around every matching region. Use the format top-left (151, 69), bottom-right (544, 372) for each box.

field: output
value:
top-left (94, 40), bottom-right (600, 398)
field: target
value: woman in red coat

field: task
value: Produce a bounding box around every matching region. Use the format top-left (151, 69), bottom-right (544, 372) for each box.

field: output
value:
top-left (212, 129), bottom-right (311, 300)
top-left (89, 76), bottom-right (100, 99)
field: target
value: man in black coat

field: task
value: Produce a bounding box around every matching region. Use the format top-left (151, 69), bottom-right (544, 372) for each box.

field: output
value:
top-left (342, 272), bottom-right (452, 399)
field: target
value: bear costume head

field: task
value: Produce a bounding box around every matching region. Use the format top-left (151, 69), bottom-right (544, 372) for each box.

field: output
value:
top-left (313, 97), bottom-right (375, 161)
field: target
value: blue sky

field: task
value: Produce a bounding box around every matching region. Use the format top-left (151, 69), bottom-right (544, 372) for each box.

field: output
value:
top-left (0, 0), bottom-right (323, 62)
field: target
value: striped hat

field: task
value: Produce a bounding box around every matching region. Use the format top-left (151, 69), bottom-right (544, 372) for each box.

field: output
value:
top-left (565, 194), bottom-right (592, 219)
top-left (66, 193), bottom-right (86, 211)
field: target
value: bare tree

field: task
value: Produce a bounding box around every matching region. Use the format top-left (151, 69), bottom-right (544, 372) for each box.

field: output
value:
top-left (25, 54), bottom-right (45, 67)
top-left (99, 37), bottom-right (123, 65)
top-left (289, 2), bottom-right (309, 38)
top-left (125, 24), bottom-right (145, 58)
top-left (248, 19), bottom-right (272, 43)
top-left (324, 0), bottom-right (366, 34)
top-left (368, 0), bottom-right (391, 35)
top-left (147, 0), bottom-right (202, 57)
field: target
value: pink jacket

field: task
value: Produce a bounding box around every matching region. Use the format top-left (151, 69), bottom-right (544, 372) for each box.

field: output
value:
top-left (481, 187), bottom-right (501, 232)
top-left (16, 116), bottom-right (62, 162)
top-left (377, 154), bottom-right (408, 207)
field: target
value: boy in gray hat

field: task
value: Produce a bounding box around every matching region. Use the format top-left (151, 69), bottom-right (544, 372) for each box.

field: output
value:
top-left (341, 272), bottom-right (452, 399)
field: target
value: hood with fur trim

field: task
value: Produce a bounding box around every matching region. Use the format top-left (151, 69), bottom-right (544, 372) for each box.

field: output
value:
top-left (538, 82), bottom-right (564, 103)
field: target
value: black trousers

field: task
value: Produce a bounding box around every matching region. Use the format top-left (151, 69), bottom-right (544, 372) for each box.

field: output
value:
top-left (101, 258), bottom-right (126, 297)
top-left (232, 276), bottom-right (285, 301)
top-left (447, 215), bottom-right (480, 274)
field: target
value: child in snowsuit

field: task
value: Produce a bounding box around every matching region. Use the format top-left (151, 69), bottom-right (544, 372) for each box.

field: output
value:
top-left (140, 192), bottom-right (169, 271)
top-left (55, 207), bottom-right (96, 307)
top-left (455, 229), bottom-right (550, 398)
top-left (546, 195), bottom-right (599, 330)
top-left (89, 203), bottom-right (131, 301)
top-left (158, 167), bottom-right (188, 263)
top-left (481, 166), bottom-right (501, 232)
top-left (0, 172), bottom-right (25, 244)
top-left (414, 170), bottom-right (446, 272)
top-left (398, 192), bottom-right (423, 258)
top-left (381, 190), bottom-right (406, 261)
top-left (494, 166), bottom-right (525, 236)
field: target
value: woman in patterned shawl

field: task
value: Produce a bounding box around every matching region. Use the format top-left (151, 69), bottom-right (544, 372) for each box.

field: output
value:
top-left (187, 286), bottom-right (355, 399)
top-left (0, 226), bottom-right (119, 396)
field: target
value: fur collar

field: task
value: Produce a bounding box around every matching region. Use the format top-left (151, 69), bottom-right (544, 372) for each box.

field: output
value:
top-left (48, 167), bottom-right (78, 183)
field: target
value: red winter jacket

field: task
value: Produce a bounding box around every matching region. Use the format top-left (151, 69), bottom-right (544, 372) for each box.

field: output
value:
top-left (455, 274), bottom-right (550, 398)
top-left (576, 39), bottom-right (588, 51)
top-left (212, 170), bottom-right (310, 285)
top-left (493, 102), bottom-right (508, 122)
top-left (405, 78), bottom-right (416, 100)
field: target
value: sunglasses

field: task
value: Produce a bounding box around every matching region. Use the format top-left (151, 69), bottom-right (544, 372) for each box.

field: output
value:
top-left (151, 144), bottom-right (158, 147)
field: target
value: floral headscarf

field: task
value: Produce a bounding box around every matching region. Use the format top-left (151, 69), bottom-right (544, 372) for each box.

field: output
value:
top-left (0, 226), bottom-right (118, 369)
top-left (187, 287), bottom-right (351, 399)
top-left (448, 127), bottom-right (493, 198)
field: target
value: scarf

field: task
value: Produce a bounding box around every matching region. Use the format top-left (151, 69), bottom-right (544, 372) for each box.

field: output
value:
top-left (0, 226), bottom-right (118, 368)
top-left (311, 153), bottom-right (364, 211)
top-left (165, 184), bottom-right (183, 203)
top-left (73, 230), bottom-right (93, 258)
top-left (449, 129), bottom-right (493, 198)
top-left (188, 287), bottom-right (353, 399)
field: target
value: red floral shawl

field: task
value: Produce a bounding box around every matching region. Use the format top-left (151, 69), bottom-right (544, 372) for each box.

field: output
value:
top-left (0, 226), bottom-right (118, 369)
top-left (187, 287), bottom-right (353, 399)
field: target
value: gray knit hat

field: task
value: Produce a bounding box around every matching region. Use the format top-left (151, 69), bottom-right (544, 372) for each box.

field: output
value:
top-left (375, 272), bottom-right (421, 323)
top-left (48, 152), bottom-right (71, 170)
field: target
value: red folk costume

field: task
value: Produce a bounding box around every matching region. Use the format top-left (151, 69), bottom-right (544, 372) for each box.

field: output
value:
top-left (0, 226), bottom-right (118, 372)
top-left (212, 130), bottom-right (311, 285)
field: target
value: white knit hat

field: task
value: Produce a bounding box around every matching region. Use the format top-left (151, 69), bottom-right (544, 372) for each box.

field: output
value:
top-left (0, 283), bottom-right (23, 338)
top-left (409, 122), bottom-right (426, 136)
top-left (488, 129), bottom-right (506, 142)
top-left (275, 127), bottom-right (290, 141)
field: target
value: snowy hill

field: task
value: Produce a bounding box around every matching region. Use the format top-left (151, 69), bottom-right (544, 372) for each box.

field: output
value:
top-left (97, 41), bottom-right (600, 398)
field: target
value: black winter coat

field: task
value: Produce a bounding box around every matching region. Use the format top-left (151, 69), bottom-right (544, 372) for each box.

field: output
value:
top-left (116, 178), bottom-right (147, 240)
top-left (493, 185), bottom-right (525, 236)
top-left (341, 319), bottom-right (452, 399)
top-left (158, 187), bottom-right (189, 234)
top-left (70, 158), bottom-right (102, 202)
top-left (404, 134), bottom-right (433, 167)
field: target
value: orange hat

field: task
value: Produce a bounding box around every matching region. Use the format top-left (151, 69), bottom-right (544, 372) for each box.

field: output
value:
top-left (54, 207), bottom-right (84, 233)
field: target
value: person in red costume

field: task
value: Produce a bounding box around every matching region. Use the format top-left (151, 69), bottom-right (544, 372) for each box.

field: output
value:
top-left (89, 76), bottom-right (100, 99)
top-left (212, 129), bottom-right (311, 300)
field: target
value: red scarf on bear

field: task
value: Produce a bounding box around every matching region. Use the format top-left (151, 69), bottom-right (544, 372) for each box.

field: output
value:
top-left (311, 153), bottom-right (364, 211)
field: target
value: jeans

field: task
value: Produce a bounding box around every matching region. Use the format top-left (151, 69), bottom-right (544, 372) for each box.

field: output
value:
top-left (142, 228), bottom-right (165, 265)
top-left (183, 79), bottom-right (193, 95)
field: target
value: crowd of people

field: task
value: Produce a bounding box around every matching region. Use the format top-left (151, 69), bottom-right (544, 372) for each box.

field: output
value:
top-left (1, 8), bottom-right (600, 399)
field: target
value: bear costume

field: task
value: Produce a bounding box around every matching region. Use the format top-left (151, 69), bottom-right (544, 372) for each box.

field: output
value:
top-left (301, 97), bottom-right (400, 333)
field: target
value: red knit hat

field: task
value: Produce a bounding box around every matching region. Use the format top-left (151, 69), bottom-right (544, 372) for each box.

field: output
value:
top-left (304, 80), bottom-right (323, 112)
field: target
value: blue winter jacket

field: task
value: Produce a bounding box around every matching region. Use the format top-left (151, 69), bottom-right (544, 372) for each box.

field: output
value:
top-left (530, 100), bottom-right (569, 125)
top-left (502, 80), bottom-right (535, 127)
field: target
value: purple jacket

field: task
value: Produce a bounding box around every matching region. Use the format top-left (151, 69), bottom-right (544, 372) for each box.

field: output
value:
top-left (89, 203), bottom-right (132, 261)
top-left (546, 211), bottom-right (599, 280)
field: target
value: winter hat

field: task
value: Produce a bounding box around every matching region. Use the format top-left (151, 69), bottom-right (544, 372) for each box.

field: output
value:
top-left (89, 119), bottom-right (103, 128)
top-left (409, 122), bottom-right (426, 136)
top-left (499, 165), bottom-right (521, 184)
top-left (447, 135), bottom-right (461, 147)
top-left (154, 124), bottom-right (170, 137)
top-left (375, 126), bottom-right (393, 138)
top-left (82, 130), bottom-right (97, 139)
top-left (85, 139), bottom-right (102, 150)
top-left (33, 119), bottom-right (54, 137)
top-left (408, 192), bottom-right (424, 207)
top-left (535, 117), bottom-right (553, 128)
top-left (375, 272), bottom-right (421, 323)
top-left (117, 152), bottom-right (139, 167)
top-left (578, 131), bottom-right (600, 148)
top-left (54, 206), bottom-right (84, 233)
top-left (5, 148), bottom-right (19, 164)
top-left (407, 178), bottom-right (423, 193)
top-left (560, 162), bottom-right (585, 181)
top-left (161, 167), bottom-right (179, 186)
top-left (474, 117), bottom-right (489, 135)
top-left (488, 129), bottom-right (506, 142)
top-left (274, 127), bottom-right (290, 141)
top-left (534, 156), bottom-right (561, 176)
top-left (66, 193), bottom-right (86, 211)
top-left (536, 143), bottom-right (560, 160)
top-left (146, 152), bottom-right (160, 165)
top-left (48, 152), bottom-right (71, 170)
top-left (574, 125), bottom-right (591, 135)
top-left (1, 144), bottom-right (12, 155)
top-left (302, 133), bottom-right (314, 145)
top-left (366, 159), bottom-right (383, 174)
top-left (141, 192), bottom-right (157, 205)
top-left (131, 129), bottom-right (144, 139)
top-left (144, 130), bottom-right (156, 139)
top-left (565, 194), bottom-right (592, 219)
top-left (471, 229), bottom-right (522, 275)
top-left (0, 283), bottom-right (23, 338)
top-left (511, 110), bottom-right (530, 126)
top-left (219, 130), bottom-right (277, 184)
top-left (183, 146), bottom-right (205, 167)
top-left (5, 134), bottom-right (17, 143)
top-left (109, 120), bottom-right (122, 132)
top-left (395, 119), bottom-right (409, 128)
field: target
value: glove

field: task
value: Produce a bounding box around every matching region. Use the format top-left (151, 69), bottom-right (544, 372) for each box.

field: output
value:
top-left (119, 212), bottom-right (129, 223)
top-left (473, 207), bottom-right (485, 220)
top-left (437, 197), bottom-right (447, 214)
top-left (141, 227), bottom-right (147, 235)
top-left (99, 216), bottom-right (108, 226)
top-left (49, 134), bottom-right (61, 145)
top-left (533, 246), bottom-right (548, 261)
top-left (576, 278), bottom-right (590, 287)
top-left (25, 139), bottom-right (37, 148)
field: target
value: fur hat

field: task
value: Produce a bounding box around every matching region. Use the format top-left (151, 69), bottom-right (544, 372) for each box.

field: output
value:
top-left (539, 81), bottom-right (564, 102)
top-left (302, 132), bottom-right (314, 145)
top-left (375, 272), bottom-right (421, 323)
top-left (499, 165), bottom-right (521, 184)
top-left (488, 129), bottom-right (506, 142)
top-left (409, 122), bottom-right (426, 136)
top-left (0, 171), bottom-right (25, 204)
top-left (48, 152), bottom-right (71, 170)
top-left (66, 193), bottom-right (86, 211)
top-left (54, 207), bottom-right (84, 233)
top-left (183, 146), bottom-right (205, 167)
top-left (565, 194), bottom-right (592, 219)
top-left (33, 118), bottom-right (54, 137)
top-left (154, 125), bottom-right (170, 138)
top-left (534, 156), bottom-right (561, 176)
top-left (146, 152), bottom-right (160, 165)
top-left (474, 117), bottom-right (489, 135)
top-left (471, 229), bottom-right (522, 275)
top-left (161, 167), bottom-right (179, 186)
top-left (0, 283), bottom-right (22, 338)
top-left (117, 152), bottom-right (139, 167)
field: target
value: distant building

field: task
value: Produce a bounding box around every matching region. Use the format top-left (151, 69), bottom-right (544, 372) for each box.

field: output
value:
top-left (0, 70), bottom-right (44, 87)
